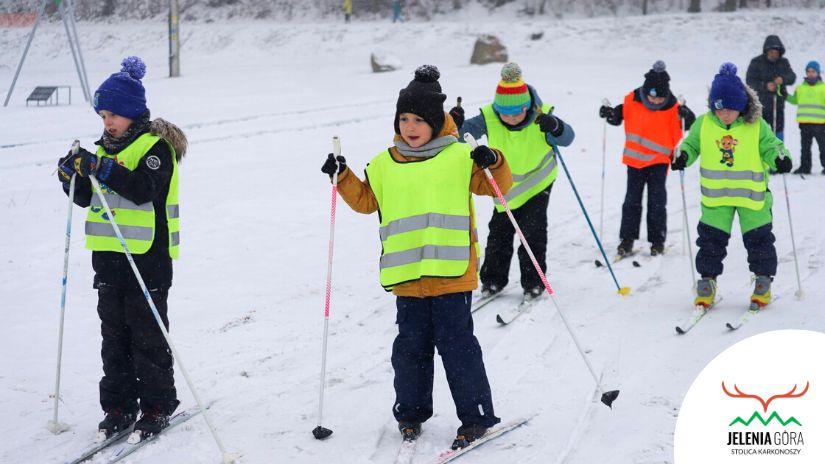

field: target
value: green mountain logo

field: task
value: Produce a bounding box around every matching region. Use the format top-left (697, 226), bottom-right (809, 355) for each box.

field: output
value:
top-left (729, 411), bottom-right (802, 427)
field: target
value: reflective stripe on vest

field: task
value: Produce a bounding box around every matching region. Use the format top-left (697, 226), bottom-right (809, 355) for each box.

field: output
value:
top-left (366, 143), bottom-right (474, 290)
top-left (481, 103), bottom-right (557, 211)
top-left (379, 212), bottom-right (469, 241)
top-left (85, 222), bottom-right (154, 241)
top-left (698, 115), bottom-right (767, 210)
top-left (794, 82), bottom-right (825, 124)
top-left (699, 168), bottom-right (765, 182)
top-left (621, 91), bottom-right (681, 168)
top-left (626, 133), bottom-right (672, 156)
top-left (91, 192), bottom-right (153, 211)
top-left (85, 133), bottom-right (180, 258)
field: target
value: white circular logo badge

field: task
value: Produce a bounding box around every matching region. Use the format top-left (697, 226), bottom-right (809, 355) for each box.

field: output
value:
top-left (146, 155), bottom-right (161, 170)
top-left (675, 330), bottom-right (825, 463)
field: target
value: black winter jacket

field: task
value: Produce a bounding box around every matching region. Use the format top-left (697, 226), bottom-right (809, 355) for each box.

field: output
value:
top-left (745, 35), bottom-right (797, 132)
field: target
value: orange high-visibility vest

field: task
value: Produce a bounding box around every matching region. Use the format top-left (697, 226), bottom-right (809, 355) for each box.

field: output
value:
top-left (622, 91), bottom-right (682, 169)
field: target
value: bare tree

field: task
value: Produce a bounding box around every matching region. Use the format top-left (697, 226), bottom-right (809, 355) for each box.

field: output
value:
top-left (721, 0), bottom-right (738, 11)
top-left (642, 0), bottom-right (649, 14)
top-left (688, 0), bottom-right (701, 12)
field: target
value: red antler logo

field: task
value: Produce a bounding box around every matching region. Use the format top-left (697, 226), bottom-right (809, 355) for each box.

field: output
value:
top-left (722, 382), bottom-right (810, 412)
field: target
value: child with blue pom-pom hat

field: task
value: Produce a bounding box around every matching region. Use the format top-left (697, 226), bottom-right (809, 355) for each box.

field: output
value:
top-left (671, 62), bottom-right (791, 311)
top-left (55, 56), bottom-right (189, 441)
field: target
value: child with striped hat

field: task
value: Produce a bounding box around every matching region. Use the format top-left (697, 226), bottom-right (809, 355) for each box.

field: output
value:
top-left (450, 62), bottom-right (575, 304)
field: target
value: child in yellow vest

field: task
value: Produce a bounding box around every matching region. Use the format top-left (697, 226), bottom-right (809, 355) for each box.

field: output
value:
top-left (56, 56), bottom-right (187, 441)
top-left (787, 61), bottom-right (825, 174)
top-left (671, 63), bottom-right (792, 309)
top-left (320, 65), bottom-right (512, 449)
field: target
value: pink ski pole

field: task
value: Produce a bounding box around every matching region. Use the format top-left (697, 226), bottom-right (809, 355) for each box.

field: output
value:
top-left (313, 136), bottom-right (341, 439)
top-left (464, 133), bottom-right (619, 408)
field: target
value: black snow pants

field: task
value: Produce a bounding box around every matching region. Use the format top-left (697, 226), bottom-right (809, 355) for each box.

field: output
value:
top-left (480, 185), bottom-right (551, 292)
top-left (391, 292), bottom-right (501, 428)
top-left (619, 164), bottom-right (668, 245)
top-left (799, 123), bottom-right (825, 172)
top-left (98, 285), bottom-right (179, 416)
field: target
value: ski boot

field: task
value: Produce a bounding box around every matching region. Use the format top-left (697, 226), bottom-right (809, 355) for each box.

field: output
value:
top-left (694, 278), bottom-right (717, 308)
top-left (128, 407), bottom-right (170, 444)
top-left (451, 424), bottom-right (488, 450)
top-left (480, 283), bottom-right (502, 299)
top-left (96, 409), bottom-right (136, 442)
top-left (650, 242), bottom-right (665, 256)
top-left (523, 286), bottom-right (543, 304)
top-left (398, 421), bottom-right (421, 442)
top-left (749, 275), bottom-right (772, 310)
top-left (617, 239), bottom-right (634, 257)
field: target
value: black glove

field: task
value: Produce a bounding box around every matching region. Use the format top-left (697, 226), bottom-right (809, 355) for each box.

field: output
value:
top-left (57, 151), bottom-right (79, 183)
top-left (599, 105), bottom-right (613, 119)
top-left (535, 113), bottom-right (563, 136)
top-left (75, 147), bottom-right (100, 177)
top-left (775, 155), bottom-right (792, 173)
top-left (671, 151), bottom-right (688, 171)
top-left (678, 105), bottom-right (691, 119)
top-left (449, 106), bottom-right (465, 130)
top-left (321, 153), bottom-right (347, 178)
top-left (470, 145), bottom-right (497, 169)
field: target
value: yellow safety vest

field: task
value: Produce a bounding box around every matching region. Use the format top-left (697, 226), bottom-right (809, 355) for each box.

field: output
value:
top-left (366, 142), bottom-right (475, 290)
top-left (481, 103), bottom-right (557, 211)
top-left (85, 133), bottom-right (180, 258)
top-left (699, 116), bottom-right (767, 210)
top-left (792, 81), bottom-right (825, 124)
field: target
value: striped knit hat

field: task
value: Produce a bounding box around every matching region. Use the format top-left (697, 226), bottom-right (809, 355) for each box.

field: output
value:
top-left (493, 63), bottom-right (531, 115)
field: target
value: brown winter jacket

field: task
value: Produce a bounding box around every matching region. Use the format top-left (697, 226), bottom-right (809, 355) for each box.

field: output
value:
top-left (336, 114), bottom-right (513, 297)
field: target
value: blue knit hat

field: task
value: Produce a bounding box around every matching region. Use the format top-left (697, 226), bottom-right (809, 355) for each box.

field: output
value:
top-left (93, 56), bottom-right (148, 120)
top-left (709, 62), bottom-right (748, 113)
top-left (806, 61), bottom-right (821, 74)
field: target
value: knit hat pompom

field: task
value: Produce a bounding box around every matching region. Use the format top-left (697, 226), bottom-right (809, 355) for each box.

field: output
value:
top-left (414, 64), bottom-right (440, 83)
top-left (493, 62), bottom-right (531, 116)
top-left (718, 62), bottom-right (738, 76)
top-left (94, 56), bottom-right (148, 120)
top-left (394, 64), bottom-right (447, 135)
top-left (652, 60), bottom-right (667, 73)
top-left (121, 56), bottom-right (146, 80)
top-left (643, 60), bottom-right (671, 98)
top-left (500, 62), bottom-right (522, 83)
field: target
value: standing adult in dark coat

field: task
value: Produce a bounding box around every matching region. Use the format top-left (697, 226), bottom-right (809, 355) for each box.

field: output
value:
top-left (746, 35), bottom-right (796, 140)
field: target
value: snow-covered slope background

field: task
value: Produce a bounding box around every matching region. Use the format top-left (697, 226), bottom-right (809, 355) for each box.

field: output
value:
top-left (1, 8), bottom-right (824, 464)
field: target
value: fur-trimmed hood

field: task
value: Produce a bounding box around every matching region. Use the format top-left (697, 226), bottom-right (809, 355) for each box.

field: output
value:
top-left (150, 118), bottom-right (187, 161)
top-left (707, 84), bottom-right (763, 124)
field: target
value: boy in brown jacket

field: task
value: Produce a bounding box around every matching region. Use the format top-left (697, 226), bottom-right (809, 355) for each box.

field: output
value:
top-left (320, 65), bottom-right (511, 449)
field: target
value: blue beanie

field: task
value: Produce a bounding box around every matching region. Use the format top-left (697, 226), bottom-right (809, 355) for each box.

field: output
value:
top-left (806, 61), bottom-right (821, 74)
top-left (93, 56), bottom-right (148, 120)
top-left (709, 62), bottom-right (748, 113)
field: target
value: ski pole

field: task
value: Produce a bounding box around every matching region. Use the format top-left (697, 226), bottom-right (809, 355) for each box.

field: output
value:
top-left (553, 147), bottom-right (630, 295)
top-left (47, 140), bottom-right (80, 435)
top-left (771, 93), bottom-right (802, 298)
top-left (599, 98), bottom-right (610, 242)
top-left (777, 146), bottom-right (804, 299)
top-left (676, 96), bottom-right (697, 294)
top-left (465, 133), bottom-right (620, 408)
top-left (87, 174), bottom-right (238, 463)
top-left (313, 136), bottom-right (341, 440)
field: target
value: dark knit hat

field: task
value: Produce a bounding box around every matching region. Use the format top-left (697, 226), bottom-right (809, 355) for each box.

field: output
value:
top-left (806, 61), bottom-right (821, 75)
top-left (709, 62), bottom-right (748, 113)
top-left (394, 65), bottom-right (447, 135)
top-left (93, 56), bottom-right (148, 120)
top-left (642, 60), bottom-right (671, 98)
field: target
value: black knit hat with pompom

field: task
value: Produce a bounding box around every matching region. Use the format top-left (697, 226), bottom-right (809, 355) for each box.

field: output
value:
top-left (394, 64), bottom-right (447, 135)
top-left (642, 60), bottom-right (671, 98)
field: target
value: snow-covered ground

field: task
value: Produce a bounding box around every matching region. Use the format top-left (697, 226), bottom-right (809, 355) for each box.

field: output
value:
top-left (2, 9), bottom-right (825, 464)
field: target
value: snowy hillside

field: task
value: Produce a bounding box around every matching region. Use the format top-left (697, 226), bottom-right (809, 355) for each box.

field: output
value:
top-left (2, 8), bottom-right (825, 464)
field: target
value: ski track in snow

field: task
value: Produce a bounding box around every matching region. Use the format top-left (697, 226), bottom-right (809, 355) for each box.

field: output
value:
top-left (2, 9), bottom-right (825, 464)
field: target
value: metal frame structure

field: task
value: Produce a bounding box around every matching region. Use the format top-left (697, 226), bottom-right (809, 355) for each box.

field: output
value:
top-left (4, 0), bottom-right (90, 107)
